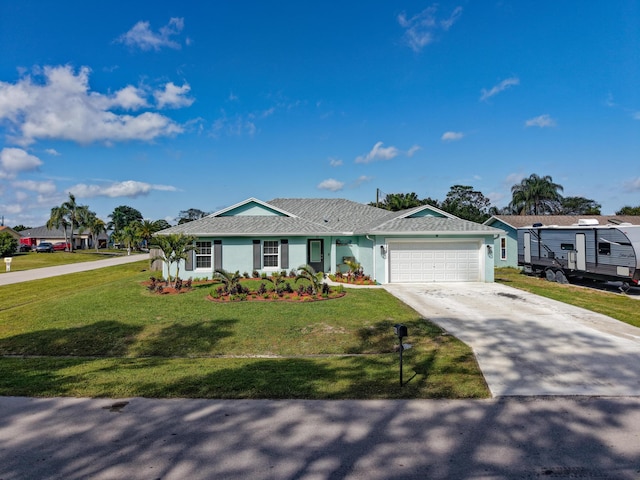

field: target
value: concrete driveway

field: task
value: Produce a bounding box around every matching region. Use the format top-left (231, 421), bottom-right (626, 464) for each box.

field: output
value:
top-left (384, 283), bottom-right (640, 397)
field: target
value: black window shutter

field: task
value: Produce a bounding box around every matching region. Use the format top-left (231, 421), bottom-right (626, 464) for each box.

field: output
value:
top-left (214, 240), bottom-right (222, 270)
top-left (280, 239), bottom-right (289, 269)
top-left (253, 240), bottom-right (261, 270)
top-left (185, 245), bottom-right (194, 271)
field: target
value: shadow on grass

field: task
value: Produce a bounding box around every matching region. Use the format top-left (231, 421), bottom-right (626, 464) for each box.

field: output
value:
top-left (134, 320), bottom-right (237, 356)
top-left (0, 321), bottom-right (144, 356)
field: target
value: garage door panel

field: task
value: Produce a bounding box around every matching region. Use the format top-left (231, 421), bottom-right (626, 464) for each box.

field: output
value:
top-left (389, 242), bottom-right (480, 283)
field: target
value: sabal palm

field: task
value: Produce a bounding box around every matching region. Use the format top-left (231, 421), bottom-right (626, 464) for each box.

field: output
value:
top-left (510, 174), bottom-right (563, 215)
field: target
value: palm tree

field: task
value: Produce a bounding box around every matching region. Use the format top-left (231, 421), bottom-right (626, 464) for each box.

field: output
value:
top-left (295, 264), bottom-right (325, 295)
top-left (151, 233), bottom-right (196, 287)
top-left (137, 220), bottom-right (160, 249)
top-left (119, 224), bottom-right (142, 255)
top-left (47, 206), bottom-right (70, 250)
top-left (88, 216), bottom-right (107, 252)
top-left (213, 268), bottom-right (243, 294)
top-left (509, 174), bottom-right (564, 215)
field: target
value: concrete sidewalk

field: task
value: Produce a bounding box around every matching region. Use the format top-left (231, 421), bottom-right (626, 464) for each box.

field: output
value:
top-left (0, 253), bottom-right (149, 286)
top-left (1, 396), bottom-right (639, 480)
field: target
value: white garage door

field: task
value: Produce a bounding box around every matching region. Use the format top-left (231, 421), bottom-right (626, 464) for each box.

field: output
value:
top-left (389, 242), bottom-right (480, 282)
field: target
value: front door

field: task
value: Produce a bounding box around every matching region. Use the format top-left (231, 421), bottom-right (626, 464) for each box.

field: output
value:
top-left (307, 239), bottom-right (324, 273)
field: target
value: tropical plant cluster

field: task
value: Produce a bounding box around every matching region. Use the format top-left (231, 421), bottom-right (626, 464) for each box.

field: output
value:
top-left (208, 265), bottom-right (340, 302)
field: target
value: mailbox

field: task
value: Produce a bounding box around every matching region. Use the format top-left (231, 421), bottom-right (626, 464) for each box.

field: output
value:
top-left (393, 323), bottom-right (407, 338)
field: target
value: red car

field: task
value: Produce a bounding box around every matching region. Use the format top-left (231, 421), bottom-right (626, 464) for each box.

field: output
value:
top-left (52, 242), bottom-right (70, 251)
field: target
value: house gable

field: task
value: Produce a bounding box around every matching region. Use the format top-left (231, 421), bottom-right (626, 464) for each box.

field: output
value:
top-left (213, 197), bottom-right (294, 218)
top-left (403, 205), bottom-right (450, 219)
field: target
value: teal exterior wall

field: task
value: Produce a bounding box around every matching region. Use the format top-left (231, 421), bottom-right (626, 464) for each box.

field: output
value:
top-left (164, 233), bottom-right (497, 283)
top-left (485, 219), bottom-right (519, 268)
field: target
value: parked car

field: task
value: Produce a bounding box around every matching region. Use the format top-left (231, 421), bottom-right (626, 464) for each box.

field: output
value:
top-left (35, 242), bottom-right (54, 253)
top-left (52, 242), bottom-right (70, 251)
top-left (18, 244), bottom-right (32, 252)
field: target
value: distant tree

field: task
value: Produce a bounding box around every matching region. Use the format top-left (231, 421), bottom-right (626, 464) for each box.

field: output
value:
top-left (374, 193), bottom-right (423, 211)
top-left (87, 216), bottom-right (107, 252)
top-left (0, 232), bottom-right (18, 257)
top-left (558, 197), bottom-right (601, 215)
top-left (12, 225), bottom-right (30, 232)
top-left (177, 208), bottom-right (209, 224)
top-left (509, 174), bottom-right (564, 215)
top-left (153, 219), bottom-right (172, 231)
top-left (440, 185), bottom-right (492, 223)
top-left (47, 194), bottom-right (92, 252)
top-left (616, 205), bottom-right (640, 215)
top-left (46, 205), bottom-right (71, 248)
top-left (108, 205), bottom-right (143, 233)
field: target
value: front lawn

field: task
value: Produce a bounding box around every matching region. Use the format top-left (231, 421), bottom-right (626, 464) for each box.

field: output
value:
top-left (0, 261), bottom-right (489, 399)
top-left (495, 267), bottom-right (640, 328)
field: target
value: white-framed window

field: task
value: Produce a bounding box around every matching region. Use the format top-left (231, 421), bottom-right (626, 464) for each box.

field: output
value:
top-left (263, 240), bottom-right (279, 268)
top-left (500, 237), bottom-right (507, 260)
top-left (196, 241), bottom-right (212, 269)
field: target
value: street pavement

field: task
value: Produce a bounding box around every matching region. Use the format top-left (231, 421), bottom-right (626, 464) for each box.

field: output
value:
top-left (1, 395), bottom-right (639, 480)
top-left (0, 253), bottom-right (149, 286)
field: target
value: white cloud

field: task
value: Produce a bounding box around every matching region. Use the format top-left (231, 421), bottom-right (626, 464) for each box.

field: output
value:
top-left (407, 145), bottom-right (421, 157)
top-left (13, 179), bottom-right (56, 195)
top-left (624, 177), bottom-right (640, 191)
top-left (632, 112), bottom-right (640, 120)
top-left (525, 114), bottom-right (557, 128)
top-left (116, 18), bottom-right (185, 51)
top-left (211, 111), bottom-right (257, 138)
top-left (317, 178), bottom-right (344, 192)
top-left (69, 180), bottom-right (177, 198)
top-left (355, 142), bottom-right (400, 164)
top-left (352, 175), bottom-right (373, 187)
top-left (154, 82), bottom-right (194, 109)
top-left (45, 148), bottom-right (60, 156)
top-left (398, 5), bottom-right (463, 52)
top-left (329, 157), bottom-right (343, 167)
top-left (441, 131), bottom-right (464, 142)
top-left (0, 148), bottom-right (42, 178)
top-left (480, 77), bottom-right (520, 101)
top-left (0, 66), bottom-right (184, 145)
top-left (504, 173), bottom-right (524, 186)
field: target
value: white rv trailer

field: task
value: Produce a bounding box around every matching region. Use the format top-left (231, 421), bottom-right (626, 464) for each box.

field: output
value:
top-left (517, 220), bottom-right (640, 290)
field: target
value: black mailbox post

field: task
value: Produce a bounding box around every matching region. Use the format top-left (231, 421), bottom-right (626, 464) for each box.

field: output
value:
top-left (394, 323), bottom-right (408, 387)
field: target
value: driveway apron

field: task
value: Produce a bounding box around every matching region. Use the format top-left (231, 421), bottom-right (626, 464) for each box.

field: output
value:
top-left (384, 283), bottom-right (640, 397)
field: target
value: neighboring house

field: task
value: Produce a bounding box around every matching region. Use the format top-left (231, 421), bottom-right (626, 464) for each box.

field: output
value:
top-left (484, 215), bottom-right (640, 268)
top-left (157, 197), bottom-right (503, 284)
top-left (0, 226), bottom-right (22, 253)
top-left (19, 226), bottom-right (108, 250)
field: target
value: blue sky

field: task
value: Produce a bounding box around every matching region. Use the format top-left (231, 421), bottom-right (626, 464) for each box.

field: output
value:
top-left (1, 1), bottom-right (639, 227)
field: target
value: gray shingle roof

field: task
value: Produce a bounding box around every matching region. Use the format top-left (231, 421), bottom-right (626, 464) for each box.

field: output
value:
top-left (369, 216), bottom-right (502, 234)
top-left (160, 198), bottom-right (502, 236)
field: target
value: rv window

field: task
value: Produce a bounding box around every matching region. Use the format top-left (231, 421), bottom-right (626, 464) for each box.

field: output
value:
top-left (560, 243), bottom-right (574, 251)
top-left (598, 243), bottom-right (611, 255)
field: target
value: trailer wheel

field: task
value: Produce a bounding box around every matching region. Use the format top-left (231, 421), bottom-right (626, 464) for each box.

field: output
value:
top-left (555, 270), bottom-right (569, 284)
top-left (545, 269), bottom-right (556, 282)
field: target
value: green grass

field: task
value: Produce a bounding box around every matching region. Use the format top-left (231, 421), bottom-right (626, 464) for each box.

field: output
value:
top-left (0, 250), bottom-right (126, 273)
top-left (495, 267), bottom-right (640, 328)
top-left (0, 261), bottom-right (488, 399)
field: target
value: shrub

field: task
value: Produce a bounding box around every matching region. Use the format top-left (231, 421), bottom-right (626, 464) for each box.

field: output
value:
top-left (243, 272), bottom-right (250, 278)
top-left (252, 270), bottom-right (260, 278)
top-left (257, 282), bottom-right (268, 295)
